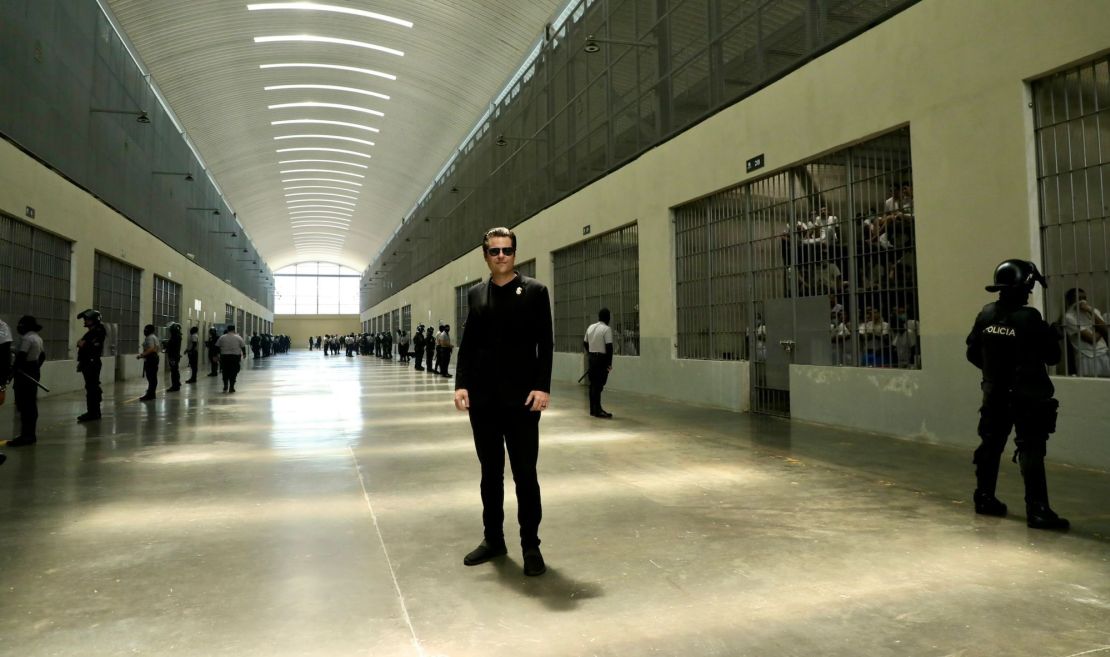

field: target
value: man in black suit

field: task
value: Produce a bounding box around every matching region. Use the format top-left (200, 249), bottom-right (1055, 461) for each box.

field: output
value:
top-left (454, 227), bottom-right (553, 577)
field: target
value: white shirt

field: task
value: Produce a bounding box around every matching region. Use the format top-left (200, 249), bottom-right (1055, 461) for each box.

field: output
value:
top-left (859, 320), bottom-right (890, 350)
top-left (0, 319), bottom-right (11, 346)
top-left (1064, 305), bottom-right (1108, 358)
top-left (584, 321), bottom-right (613, 353)
top-left (17, 330), bottom-right (44, 363)
top-left (216, 332), bottom-right (246, 356)
top-left (143, 333), bottom-right (161, 353)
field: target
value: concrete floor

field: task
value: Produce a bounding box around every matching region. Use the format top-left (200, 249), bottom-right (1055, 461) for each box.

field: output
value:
top-left (1, 352), bottom-right (1108, 657)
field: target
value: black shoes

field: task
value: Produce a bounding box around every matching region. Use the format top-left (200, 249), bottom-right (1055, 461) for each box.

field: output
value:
top-left (6, 436), bottom-right (37, 447)
top-left (76, 412), bottom-right (101, 423)
top-left (973, 491), bottom-right (1007, 517)
top-left (591, 410), bottom-right (613, 418)
top-left (1026, 504), bottom-right (1070, 530)
top-left (167, 387), bottom-right (181, 393)
top-left (1018, 452), bottom-right (1070, 531)
top-left (523, 548), bottom-right (546, 577)
top-left (463, 540), bottom-right (508, 566)
top-left (185, 379), bottom-right (197, 384)
top-left (228, 386), bottom-right (236, 393)
top-left (139, 394), bottom-right (156, 401)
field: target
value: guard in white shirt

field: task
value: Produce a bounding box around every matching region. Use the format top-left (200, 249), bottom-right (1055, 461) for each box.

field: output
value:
top-left (583, 308), bottom-right (614, 418)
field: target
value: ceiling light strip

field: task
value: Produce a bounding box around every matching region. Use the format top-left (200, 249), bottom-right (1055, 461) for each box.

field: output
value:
top-left (286, 204), bottom-right (356, 210)
top-left (276, 147), bottom-right (372, 160)
top-left (282, 178), bottom-right (363, 186)
top-left (247, 3), bottom-right (413, 28)
top-left (254, 36), bottom-right (404, 58)
top-left (265, 85), bottom-right (390, 101)
top-left (274, 134), bottom-right (375, 147)
top-left (269, 102), bottom-right (384, 118)
top-left (272, 119), bottom-right (380, 134)
top-left (260, 63), bottom-right (396, 81)
top-left (288, 210), bottom-right (353, 216)
top-left (284, 185), bottom-right (361, 193)
top-left (277, 158), bottom-right (368, 169)
top-left (280, 168), bottom-right (366, 177)
top-left (285, 192), bottom-right (359, 200)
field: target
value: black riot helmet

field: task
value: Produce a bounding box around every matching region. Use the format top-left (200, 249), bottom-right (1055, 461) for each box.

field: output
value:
top-left (985, 259), bottom-right (1047, 293)
top-left (168, 322), bottom-right (182, 333)
top-left (77, 308), bottom-right (102, 323)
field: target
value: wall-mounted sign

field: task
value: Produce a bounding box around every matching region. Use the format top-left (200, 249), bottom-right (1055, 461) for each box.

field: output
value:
top-left (746, 154), bottom-right (765, 173)
top-left (583, 225), bottom-right (591, 236)
top-left (25, 206), bottom-right (35, 219)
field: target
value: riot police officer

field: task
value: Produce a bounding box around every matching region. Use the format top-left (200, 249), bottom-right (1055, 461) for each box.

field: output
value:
top-left (76, 309), bottom-right (107, 422)
top-left (966, 259), bottom-right (1069, 530)
top-left (166, 323), bottom-right (182, 392)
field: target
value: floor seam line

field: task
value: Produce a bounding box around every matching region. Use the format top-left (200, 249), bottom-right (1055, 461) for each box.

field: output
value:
top-left (348, 444), bottom-right (426, 657)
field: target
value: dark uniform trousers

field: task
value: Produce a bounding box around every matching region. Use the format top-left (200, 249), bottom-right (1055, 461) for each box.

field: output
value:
top-left (425, 344), bottom-right (434, 372)
top-left (168, 356), bottom-right (181, 388)
top-left (469, 404), bottom-right (542, 549)
top-left (587, 353), bottom-right (609, 415)
top-left (81, 359), bottom-right (102, 415)
top-left (187, 350), bottom-right (199, 380)
top-left (438, 346), bottom-right (453, 376)
top-left (221, 355), bottom-right (242, 387)
top-left (14, 364), bottom-right (40, 439)
top-left (143, 354), bottom-right (160, 396)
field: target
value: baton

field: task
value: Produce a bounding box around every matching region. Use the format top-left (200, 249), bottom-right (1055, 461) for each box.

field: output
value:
top-left (577, 369), bottom-right (588, 383)
top-left (16, 369), bottom-right (50, 393)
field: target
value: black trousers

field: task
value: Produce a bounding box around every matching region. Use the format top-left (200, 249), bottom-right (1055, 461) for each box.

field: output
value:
top-left (469, 404), bottom-right (543, 549)
top-left (220, 355), bottom-right (242, 388)
top-left (14, 368), bottom-right (39, 439)
top-left (974, 394), bottom-right (1057, 497)
top-left (143, 354), bottom-right (159, 396)
top-left (438, 347), bottom-right (452, 376)
top-left (187, 350), bottom-right (199, 380)
top-left (209, 351), bottom-right (220, 375)
top-left (425, 348), bottom-right (434, 371)
top-left (587, 354), bottom-right (610, 414)
top-left (168, 355), bottom-right (181, 388)
top-left (81, 358), bottom-right (102, 414)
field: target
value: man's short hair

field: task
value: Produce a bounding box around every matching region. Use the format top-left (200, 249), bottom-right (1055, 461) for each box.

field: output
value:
top-left (1065, 287), bottom-right (1084, 308)
top-left (483, 226), bottom-right (517, 251)
top-left (599, 307), bottom-right (611, 323)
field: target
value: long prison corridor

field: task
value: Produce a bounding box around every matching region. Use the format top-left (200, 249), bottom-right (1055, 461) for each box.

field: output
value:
top-left (1, 352), bottom-right (1107, 657)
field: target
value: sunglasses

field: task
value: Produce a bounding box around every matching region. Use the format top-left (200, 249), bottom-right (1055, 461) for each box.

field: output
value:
top-left (486, 247), bottom-right (515, 256)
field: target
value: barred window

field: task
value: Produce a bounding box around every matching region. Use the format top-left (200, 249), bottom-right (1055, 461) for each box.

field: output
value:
top-left (94, 252), bottom-right (142, 353)
top-left (456, 280), bottom-right (474, 345)
top-left (0, 213), bottom-right (72, 360)
top-left (152, 275), bottom-right (181, 331)
top-left (402, 304), bottom-right (412, 335)
top-left (675, 128), bottom-right (919, 372)
top-left (517, 259), bottom-right (537, 279)
top-left (553, 223), bottom-right (639, 354)
top-left (236, 308), bottom-right (245, 333)
top-left (274, 262), bottom-right (360, 314)
top-left (225, 304), bottom-right (234, 326)
top-left (1033, 55), bottom-right (1110, 378)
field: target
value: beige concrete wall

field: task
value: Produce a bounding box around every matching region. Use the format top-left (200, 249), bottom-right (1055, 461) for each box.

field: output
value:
top-left (366, 1), bottom-right (1110, 468)
top-left (273, 314), bottom-right (361, 349)
top-left (0, 138), bottom-right (272, 391)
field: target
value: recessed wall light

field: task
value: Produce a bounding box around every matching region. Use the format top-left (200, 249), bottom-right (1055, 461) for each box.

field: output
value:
top-left (260, 63), bottom-right (397, 81)
top-left (247, 3), bottom-right (413, 28)
top-left (254, 36), bottom-right (404, 58)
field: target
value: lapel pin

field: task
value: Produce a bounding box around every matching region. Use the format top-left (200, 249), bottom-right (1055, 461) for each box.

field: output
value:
top-left (516, 287), bottom-right (522, 295)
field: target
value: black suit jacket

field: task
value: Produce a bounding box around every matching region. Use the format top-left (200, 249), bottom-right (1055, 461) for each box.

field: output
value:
top-left (455, 274), bottom-right (554, 407)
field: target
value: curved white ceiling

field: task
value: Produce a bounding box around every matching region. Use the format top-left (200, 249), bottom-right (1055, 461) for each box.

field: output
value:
top-left (105, 0), bottom-right (564, 271)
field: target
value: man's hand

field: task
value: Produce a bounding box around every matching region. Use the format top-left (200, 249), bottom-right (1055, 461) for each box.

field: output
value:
top-left (525, 390), bottom-right (550, 412)
top-left (454, 388), bottom-right (470, 411)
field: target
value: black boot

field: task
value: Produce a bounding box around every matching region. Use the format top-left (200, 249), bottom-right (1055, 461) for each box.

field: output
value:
top-left (1019, 452), bottom-right (1069, 530)
top-left (973, 451), bottom-right (1007, 516)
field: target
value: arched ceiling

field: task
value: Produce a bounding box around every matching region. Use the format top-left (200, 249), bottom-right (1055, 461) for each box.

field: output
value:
top-left (104, 0), bottom-right (565, 271)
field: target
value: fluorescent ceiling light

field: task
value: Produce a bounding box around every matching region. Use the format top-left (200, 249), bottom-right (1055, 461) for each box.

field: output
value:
top-left (276, 147), bottom-right (372, 160)
top-left (272, 119), bottom-right (379, 134)
top-left (260, 63), bottom-right (396, 81)
top-left (282, 178), bottom-right (363, 186)
top-left (280, 168), bottom-right (365, 177)
top-left (247, 3), bottom-right (414, 28)
top-left (274, 134), bottom-right (376, 147)
top-left (293, 230), bottom-right (346, 236)
top-left (285, 192), bottom-right (359, 200)
top-left (291, 222), bottom-right (351, 228)
top-left (254, 36), bottom-right (404, 58)
top-left (288, 209), bottom-right (352, 216)
top-left (286, 203), bottom-right (356, 210)
top-left (277, 158), bottom-right (368, 169)
top-left (269, 102), bottom-right (384, 117)
top-left (284, 186), bottom-right (360, 195)
top-left (265, 85), bottom-right (390, 101)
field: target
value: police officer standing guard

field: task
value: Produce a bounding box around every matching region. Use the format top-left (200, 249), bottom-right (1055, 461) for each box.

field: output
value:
top-left (76, 309), bottom-right (107, 422)
top-left (138, 324), bottom-right (161, 401)
top-left (166, 323), bottom-right (182, 392)
top-left (966, 259), bottom-right (1069, 530)
top-left (7, 316), bottom-right (45, 447)
top-left (0, 316), bottom-right (11, 464)
top-left (584, 307), bottom-right (614, 418)
top-left (413, 324), bottom-right (425, 370)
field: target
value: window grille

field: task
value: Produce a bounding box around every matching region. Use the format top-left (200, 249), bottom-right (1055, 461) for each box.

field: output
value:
top-left (553, 223), bottom-right (639, 354)
top-left (225, 304), bottom-right (234, 327)
top-left (152, 275), bottom-right (181, 331)
top-left (0, 213), bottom-right (72, 360)
top-left (391, 308), bottom-right (400, 336)
top-left (236, 308), bottom-right (245, 333)
top-left (401, 305), bottom-right (412, 335)
top-left (456, 280), bottom-right (475, 346)
top-left (1033, 55), bottom-right (1110, 378)
top-left (674, 128), bottom-right (919, 370)
top-left (518, 259), bottom-right (537, 279)
top-left (93, 252), bottom-right (142, 353)
top-left (274, 262), bottom-right (361, 314)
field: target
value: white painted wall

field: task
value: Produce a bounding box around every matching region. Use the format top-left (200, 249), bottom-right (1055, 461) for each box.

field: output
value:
top-left (369, 0), bottom-right (1110, 469)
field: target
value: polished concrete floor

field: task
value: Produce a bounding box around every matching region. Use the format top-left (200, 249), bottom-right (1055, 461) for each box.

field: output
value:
top-left (1, 352), bottom-right (1108, 657)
